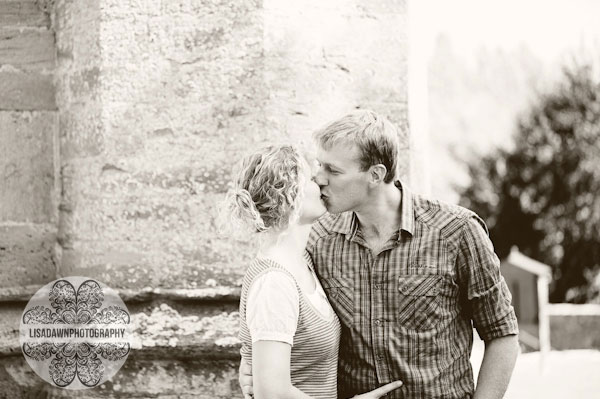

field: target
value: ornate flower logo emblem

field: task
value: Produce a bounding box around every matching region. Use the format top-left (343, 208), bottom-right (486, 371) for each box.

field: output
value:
top-left (20, 277), bottom-right (131, 389)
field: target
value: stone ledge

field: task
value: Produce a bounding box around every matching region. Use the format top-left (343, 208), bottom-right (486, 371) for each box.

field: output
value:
top-left (0, 285), bottom-right (241, 303)
top-left (0, 284), bottom-right (42, 302)
top-left (0, 341), bottom-right (241, 362)
top-left (121, 286), bottom-right (242, 303)
top-left (1, 304), bottom-right (241, 360)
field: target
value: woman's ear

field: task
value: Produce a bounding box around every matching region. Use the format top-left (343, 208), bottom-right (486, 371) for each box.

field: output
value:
top-left (369, 164), bottom-right (387, 184)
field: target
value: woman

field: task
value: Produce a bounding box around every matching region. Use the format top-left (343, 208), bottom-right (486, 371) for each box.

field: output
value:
top-left (223, 145), bottom-right (402, 399)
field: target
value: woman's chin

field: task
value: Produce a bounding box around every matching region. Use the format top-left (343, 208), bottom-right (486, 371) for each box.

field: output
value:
top-left (298, 208), bottom-right (327, 225)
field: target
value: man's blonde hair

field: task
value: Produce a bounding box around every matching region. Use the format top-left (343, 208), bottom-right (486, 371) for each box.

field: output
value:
top-left (313, 110), bottom-right (400, 183)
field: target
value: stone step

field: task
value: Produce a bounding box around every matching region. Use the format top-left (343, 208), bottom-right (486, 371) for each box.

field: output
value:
top-left (0, 309), bottom-right (242, 356)
top-left (0, 291), bottom-right (243, 359)
top-left (1, 355), bottom-right (243, 398)
top-left (1, 300), bottom-right (243, 397)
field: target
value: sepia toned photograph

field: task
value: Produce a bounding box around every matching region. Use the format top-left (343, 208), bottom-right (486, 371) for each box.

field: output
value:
top-left (1, 0), bottom-right (599, 398)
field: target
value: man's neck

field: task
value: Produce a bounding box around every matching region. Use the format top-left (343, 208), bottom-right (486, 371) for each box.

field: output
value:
top-left (355, 183), bottom-right (402, 240)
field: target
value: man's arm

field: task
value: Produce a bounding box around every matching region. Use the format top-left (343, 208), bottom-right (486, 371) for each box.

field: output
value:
top-left (474, 335), bottom-right (519, 399)
top-left (456, 215), bottom-right (520, 398)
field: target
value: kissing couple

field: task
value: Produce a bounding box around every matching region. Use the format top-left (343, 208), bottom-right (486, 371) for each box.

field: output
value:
top-left (222, 110), bottom-right (519, 399)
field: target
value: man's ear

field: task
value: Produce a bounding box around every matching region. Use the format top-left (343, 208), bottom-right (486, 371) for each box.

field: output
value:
top-left (368, 164), bottom-right (387, 184)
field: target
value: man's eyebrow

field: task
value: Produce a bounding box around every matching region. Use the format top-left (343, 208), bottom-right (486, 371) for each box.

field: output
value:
top-left (316, 157), bottom-right (343, 170)
top-left (321, 161), bottom-right (342, 170)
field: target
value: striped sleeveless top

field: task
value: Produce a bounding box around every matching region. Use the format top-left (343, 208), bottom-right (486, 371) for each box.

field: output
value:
top-left (239, 256), bottom-right (341, 399)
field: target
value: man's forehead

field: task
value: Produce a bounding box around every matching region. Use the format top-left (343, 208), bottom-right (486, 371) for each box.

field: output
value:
top-left (316, 143), bottom-right (360, 166)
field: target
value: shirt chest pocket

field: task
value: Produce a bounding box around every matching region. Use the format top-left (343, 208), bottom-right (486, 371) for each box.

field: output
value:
top-left (320, 277), bottom-right (354, 325)
top-left (397, 275), bottom-right (444, 331)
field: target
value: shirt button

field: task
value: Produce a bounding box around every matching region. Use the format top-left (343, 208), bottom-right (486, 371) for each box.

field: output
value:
top-left (375, 319), bottom-right (382, 326)
top-left (374, 284), bottom-right (381, 290)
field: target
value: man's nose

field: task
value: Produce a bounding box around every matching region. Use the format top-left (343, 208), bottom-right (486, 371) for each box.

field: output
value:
top-left (312, 169), bottom-right (327, 186)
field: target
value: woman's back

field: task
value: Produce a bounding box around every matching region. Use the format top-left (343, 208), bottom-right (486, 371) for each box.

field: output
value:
top-left (239, 257), bottom-right (341, 399)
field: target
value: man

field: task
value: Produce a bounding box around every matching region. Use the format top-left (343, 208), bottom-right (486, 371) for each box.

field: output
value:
top-left (241, 110), bottom-right (519, 398)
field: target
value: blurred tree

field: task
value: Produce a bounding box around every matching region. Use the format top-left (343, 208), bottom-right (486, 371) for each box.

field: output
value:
top-left (459, 62), bottom-right (600, 303)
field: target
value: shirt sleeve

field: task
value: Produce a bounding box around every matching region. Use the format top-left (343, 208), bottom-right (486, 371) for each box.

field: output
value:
top-left (246, 270), bottom-right (299, 345)
top-left (456, 215), bottom-right (519, 341)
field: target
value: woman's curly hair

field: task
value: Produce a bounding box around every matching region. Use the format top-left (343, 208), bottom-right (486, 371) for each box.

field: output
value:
top-left (221, 145), bottom-right (307, 235)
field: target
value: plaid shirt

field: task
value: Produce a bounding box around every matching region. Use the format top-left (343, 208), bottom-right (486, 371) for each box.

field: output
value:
top-left (307, 181), bottom-right (518, 399)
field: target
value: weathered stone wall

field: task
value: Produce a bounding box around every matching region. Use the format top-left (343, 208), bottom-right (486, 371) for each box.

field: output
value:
top-left (0, 0), bottom-right (409, 397)
top-left (56, 0), bottom-right (265, 291)
top-left (54, 0), bottom-right (408, 292)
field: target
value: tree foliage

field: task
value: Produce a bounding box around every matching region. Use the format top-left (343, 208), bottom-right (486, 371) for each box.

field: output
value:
top-left (459, 63), bottom-right (600, 303)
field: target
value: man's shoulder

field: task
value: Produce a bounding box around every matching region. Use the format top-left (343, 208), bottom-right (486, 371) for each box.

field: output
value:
top-left (412, 192), bottom-right (481, 235)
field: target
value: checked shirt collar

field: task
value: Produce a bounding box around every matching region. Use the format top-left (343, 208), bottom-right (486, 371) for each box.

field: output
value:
top-left (328, 180), bottom-right (415, 242)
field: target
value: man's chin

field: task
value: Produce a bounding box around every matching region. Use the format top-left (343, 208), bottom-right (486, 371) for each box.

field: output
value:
top-left (325, 203), bottom-right (353, 215)
top-left (323, 199), bottom-right (346, 214)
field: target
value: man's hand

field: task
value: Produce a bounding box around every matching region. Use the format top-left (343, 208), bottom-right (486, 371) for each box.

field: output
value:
top-left (352, 381), bottom-right (403, 399)
top-left (238, 358), bottom-right (253, 399)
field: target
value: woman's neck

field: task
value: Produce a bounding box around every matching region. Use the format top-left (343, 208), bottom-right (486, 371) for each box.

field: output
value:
top-left (258, 223), bottom-right (312, 267)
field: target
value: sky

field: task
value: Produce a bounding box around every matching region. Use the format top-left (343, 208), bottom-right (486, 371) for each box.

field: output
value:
top-left (419, 0), bottom-right (600, 64)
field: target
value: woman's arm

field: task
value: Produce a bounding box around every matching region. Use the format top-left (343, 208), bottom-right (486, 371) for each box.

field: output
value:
top-left (251, 340), bottom-right (404, 399)
top-left (246, 271), bottom-right (308, 399)
top-left (252, 340), bottom-right (312, 399)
